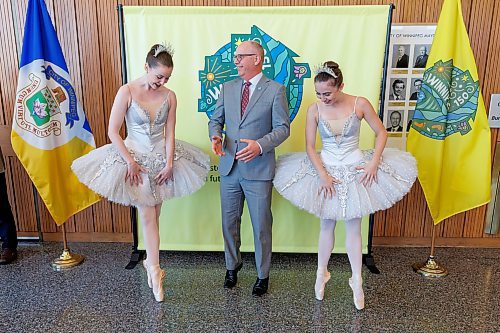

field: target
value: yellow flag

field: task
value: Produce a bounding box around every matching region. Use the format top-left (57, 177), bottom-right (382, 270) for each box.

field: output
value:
top-left (11, 0), bottom-right (100, 225)
top-left (407, 0), bottom-right (491, 224)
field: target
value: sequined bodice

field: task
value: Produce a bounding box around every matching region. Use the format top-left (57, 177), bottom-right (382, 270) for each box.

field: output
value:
top-left (318, 111), bottom-right (361, 161)
top-left (124, 98), bottom-right (169, 153)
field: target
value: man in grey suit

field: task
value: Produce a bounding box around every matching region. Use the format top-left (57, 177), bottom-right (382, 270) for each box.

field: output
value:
top-left (208, 41), bottom-right (290, 296)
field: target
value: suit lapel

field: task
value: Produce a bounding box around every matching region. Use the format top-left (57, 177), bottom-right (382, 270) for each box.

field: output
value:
top-left (227, 78), bottom-right (243, 122)
top-left (240, 75), bottom-right (269, 123)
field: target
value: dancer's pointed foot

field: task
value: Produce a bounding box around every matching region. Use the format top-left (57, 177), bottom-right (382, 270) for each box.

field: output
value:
top-left (349, 277), bottom-right (364, 310)
top-left (148, 264), bottom-right (166, 302)
top-left (314, 269), bottom-right (331, 301)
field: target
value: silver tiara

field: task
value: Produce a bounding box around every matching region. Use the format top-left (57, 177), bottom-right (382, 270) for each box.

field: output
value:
top-left (153, 43), bottom-right (174, 57)
top-left (314, 64), bottom-right (338, 78)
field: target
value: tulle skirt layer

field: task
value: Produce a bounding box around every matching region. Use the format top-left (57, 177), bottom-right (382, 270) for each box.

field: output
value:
top-left (273, 149), bottom-right (417, 220)
top-left (71, 140), bottom-right (210, 207)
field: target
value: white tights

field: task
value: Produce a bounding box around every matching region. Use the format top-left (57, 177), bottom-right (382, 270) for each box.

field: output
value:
top-left (138, 204), bottom-right (162, 267)
top-left (317, 218), bottom-right (362, 280)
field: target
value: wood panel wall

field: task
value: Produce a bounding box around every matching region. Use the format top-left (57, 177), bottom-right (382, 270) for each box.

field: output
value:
top-left (0, 0), bottom-right (498, 247)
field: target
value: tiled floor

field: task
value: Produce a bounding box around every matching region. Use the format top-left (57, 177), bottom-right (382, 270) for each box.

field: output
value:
top-left (0, 242), bottom-right (498, 332)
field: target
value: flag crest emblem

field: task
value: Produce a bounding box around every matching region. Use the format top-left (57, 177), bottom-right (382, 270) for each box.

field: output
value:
top-left (15, 60), bottom-right (94, 150)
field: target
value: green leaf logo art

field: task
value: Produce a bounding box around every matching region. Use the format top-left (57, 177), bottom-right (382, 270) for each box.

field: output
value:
top-left (412, 59), bottom-right (479, 139)
top-left (198, 26), bottom-right (311, 122)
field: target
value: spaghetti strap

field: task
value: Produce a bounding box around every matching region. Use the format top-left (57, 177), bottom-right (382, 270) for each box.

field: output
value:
top-left (315, 102), bottom-right (322, 123)
top-left (353, 96), bottom-right (359, 114)
top-left (158, 89), bottom-right (171, 109)
top-left (125, 83), bottom-right (133, 108)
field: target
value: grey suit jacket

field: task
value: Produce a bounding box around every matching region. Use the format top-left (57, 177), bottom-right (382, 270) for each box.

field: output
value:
top-left (208, 75), bottom-right (290, 181)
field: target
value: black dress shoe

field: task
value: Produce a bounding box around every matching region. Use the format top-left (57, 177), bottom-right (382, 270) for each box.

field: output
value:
top-left (224, 262), bottom-right (243, 289)
top-left (0, 248), bottom-right (17, 265)
top-left (252, 277), bottom-right (269, 296)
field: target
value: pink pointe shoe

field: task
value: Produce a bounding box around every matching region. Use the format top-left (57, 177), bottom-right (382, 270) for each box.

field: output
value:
top-left (348, 277), bottom-right (365, 310)
top-left (144, 261), bottom-right (166, 302)
top-left (314, 269), bottom-right (331, 301)
top-left (151, 268), bottom-right (166, 303)
top-left (153, 266), bottom-right (166, 302)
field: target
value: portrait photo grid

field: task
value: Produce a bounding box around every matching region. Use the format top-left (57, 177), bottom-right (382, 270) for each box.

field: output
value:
top-left (383, 24), bottom-right (436, 150)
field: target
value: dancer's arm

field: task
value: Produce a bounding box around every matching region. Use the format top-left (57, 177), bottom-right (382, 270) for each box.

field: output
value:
top-left (155, 90), bottom-right (177, 185)
top-left (108, 85), bottom-right (146, 186)
top-left (356, 97), bottom-right (387, 186)
top-left (305, 104), bottom-right (339, 199)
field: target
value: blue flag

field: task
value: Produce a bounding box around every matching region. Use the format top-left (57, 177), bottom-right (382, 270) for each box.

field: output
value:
top-left (11, 0), bottom-right (100, 225)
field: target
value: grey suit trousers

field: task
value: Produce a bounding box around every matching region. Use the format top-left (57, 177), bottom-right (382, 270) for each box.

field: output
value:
top-left (221, 162), bottom-right (273, 279)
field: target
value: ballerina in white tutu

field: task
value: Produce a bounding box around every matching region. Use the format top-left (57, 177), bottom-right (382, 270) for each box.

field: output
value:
top-left (273, 61), bottom-right (417, 309)
top-left (71, 44), bottom-right (210, 302)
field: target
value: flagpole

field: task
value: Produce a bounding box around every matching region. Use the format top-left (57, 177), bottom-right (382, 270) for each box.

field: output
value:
top-left (51, 224), bottom-right (85, 271)
top-left (13, 0), bottom-right (100, 271)
top-left (412, 224), bottom-right (448, 277)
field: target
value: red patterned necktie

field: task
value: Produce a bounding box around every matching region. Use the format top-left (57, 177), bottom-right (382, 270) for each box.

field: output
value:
top-left (241, 81), bottom-right (251, 116)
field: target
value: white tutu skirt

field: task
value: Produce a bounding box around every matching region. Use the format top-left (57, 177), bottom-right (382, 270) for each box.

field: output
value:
top-left (71, 140), bottom-right (210, 207)
top-left (273, 149), bottom-right (417, 220)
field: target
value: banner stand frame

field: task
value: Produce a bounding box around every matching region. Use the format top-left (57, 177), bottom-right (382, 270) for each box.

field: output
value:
top-left (362, 3), bottom-right (395, 275)
top-left (117, 4), bottom-right (145, 270)
top-left (118, 4), bottom-right (394, 272)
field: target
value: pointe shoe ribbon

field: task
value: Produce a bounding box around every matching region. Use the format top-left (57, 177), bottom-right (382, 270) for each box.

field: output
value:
top-left (349, 277), bottom-right (365, 310)
top-left (143, 260), bottom-right (152, 289)
top-left (314, 270), bottom-right (331, 301)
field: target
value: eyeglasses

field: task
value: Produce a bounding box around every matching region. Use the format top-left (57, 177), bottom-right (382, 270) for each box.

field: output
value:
top-left (233, 54), bottom-right (256, 62)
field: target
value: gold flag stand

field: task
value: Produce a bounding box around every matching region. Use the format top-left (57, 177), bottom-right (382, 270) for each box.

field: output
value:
top-left (412, 224), bottom-right (448, 277)
top-left (51, 224), bottom-right (85, 271)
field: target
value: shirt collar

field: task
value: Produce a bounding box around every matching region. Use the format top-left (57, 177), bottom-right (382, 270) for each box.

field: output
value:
top-left (246, 72), bottom-right (263, 86)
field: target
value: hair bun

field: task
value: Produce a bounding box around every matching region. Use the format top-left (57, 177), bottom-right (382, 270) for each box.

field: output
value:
top-left (314, 60), bottom-right (343, 87)
top-left (323, 61), bottom-right (339, 70)
top-left (152, 43), bottom-right (174, 57)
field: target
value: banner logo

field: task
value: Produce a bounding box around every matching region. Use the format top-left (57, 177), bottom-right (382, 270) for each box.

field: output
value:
top-left (411, 59), bottom-right (479, 139)
top-left (198, 26), bottom-right (311, 122)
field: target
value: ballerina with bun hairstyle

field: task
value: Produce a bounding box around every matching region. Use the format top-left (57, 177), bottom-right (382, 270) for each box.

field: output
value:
top-left (72, 44), bottom-right (210, 302)
top-left (273, 61), bottom-right (417, 310)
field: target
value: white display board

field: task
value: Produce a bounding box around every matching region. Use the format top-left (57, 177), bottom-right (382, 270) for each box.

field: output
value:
top-left (384, 24), bottom-right (436, 150)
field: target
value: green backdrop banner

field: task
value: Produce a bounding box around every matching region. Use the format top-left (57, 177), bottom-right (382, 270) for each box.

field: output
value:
top-left (123, 6), bottom-right (390, 253)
